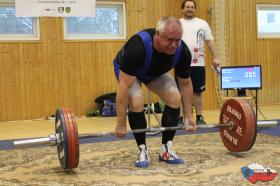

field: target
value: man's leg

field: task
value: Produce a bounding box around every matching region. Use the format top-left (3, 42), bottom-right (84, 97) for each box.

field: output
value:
top-left (193, 92), bottom-right (206, 125)
top-left (147, 73), bottom-right (184, 164)
top-left (128, 79), bottom-right (149, 167)
top-left (190, 67), bottom-right (206, 125)
top-left (174, 75), bottom-right (184, 123)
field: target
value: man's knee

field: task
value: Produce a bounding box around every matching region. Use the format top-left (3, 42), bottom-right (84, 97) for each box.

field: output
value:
top-left (165, 89), bottom-right (181, 108)
top-left (129, 95), bottom-right (144, 112)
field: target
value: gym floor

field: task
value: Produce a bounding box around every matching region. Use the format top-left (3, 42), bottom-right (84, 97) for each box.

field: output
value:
top-left (0, 105), bottom-right (279, 185)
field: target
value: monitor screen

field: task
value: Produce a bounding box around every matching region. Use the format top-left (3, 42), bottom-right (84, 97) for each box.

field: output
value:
top-left (220, 65), bottom-right (262, 90)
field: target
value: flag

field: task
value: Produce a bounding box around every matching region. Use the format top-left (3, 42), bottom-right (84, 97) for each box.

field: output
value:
top-left (241, 162), bottom-right (278, 184)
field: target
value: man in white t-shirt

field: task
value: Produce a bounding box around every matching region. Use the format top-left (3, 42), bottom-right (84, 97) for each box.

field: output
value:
top-left (180, 0), bottom-right (220, 125)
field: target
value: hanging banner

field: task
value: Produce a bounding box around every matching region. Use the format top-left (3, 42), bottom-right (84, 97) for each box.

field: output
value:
top-left (15, 0), bottom-right (96, 17)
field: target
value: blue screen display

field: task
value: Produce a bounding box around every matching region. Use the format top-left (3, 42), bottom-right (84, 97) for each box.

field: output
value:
top-left (221, 66), bottom-right (262, 89)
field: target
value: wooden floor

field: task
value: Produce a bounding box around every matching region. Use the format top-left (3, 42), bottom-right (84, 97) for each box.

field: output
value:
top-left (0, 104), bottom-right (279, 141)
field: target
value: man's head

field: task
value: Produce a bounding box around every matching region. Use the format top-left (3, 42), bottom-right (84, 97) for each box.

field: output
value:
top-left (181, 0), bottom-right (196, 19)
top-left (153, 16), bottom-right (182, 55)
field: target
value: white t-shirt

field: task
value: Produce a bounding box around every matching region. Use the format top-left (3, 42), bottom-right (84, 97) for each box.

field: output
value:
top-left (180, 17), bottom-right (214, 66)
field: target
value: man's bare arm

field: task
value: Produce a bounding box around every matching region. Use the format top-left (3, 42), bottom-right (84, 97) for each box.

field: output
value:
top-left (177, 77), bottom-right (194, 123)
top-left (115, 71), bottom-right (136, 137)
top-left (206, 39), bottom-right (220, 67)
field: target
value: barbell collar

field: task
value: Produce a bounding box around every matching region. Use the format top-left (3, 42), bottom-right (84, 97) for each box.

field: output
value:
top-left (14, 134), bottom-right (57, 147)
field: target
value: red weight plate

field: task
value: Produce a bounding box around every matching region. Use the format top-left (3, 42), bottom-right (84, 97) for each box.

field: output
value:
top-left (68, 109), bottom-right (79, 168)
top-left (241, 100), bottom-right (257, 151)
top-left (219, 99), bottom-right (257, 152)
top-left (55, 109), bottom-right (69, 170)
top-left (62, 109), bottom-right (74, 169)
top-left (63, 109), bottom-right (80, 169)
top-left (65, 109), bottom-right (79, 169)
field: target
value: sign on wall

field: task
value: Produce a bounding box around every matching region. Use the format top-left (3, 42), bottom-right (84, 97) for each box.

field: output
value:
top-left (16, 0), bottom-right (96, 17)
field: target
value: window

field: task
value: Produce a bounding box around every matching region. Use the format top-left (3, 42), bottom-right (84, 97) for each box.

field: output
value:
top-left (257, 4), bottom-right (280, 38)
top-left (64, 1), bottom-right (126, 40)
top-left (0, 1), bottom-right (40, 41)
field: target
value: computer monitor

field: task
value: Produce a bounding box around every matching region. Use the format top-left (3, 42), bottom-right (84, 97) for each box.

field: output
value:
top-left (220, 65), bottom-right (262, 90)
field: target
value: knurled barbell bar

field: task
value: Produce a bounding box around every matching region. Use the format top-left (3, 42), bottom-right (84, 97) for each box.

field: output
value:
top-left (13, 98), bottom-right (280, 171)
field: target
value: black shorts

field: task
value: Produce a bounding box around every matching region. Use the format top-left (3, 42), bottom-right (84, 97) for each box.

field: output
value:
top-left (190, 66), bottom-right (206, 93)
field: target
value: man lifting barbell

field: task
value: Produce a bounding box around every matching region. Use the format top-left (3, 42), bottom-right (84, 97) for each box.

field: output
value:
top-left (113, 16), bottom-right (196, 167)
top-left (11, 18), bottom-right (280, 172)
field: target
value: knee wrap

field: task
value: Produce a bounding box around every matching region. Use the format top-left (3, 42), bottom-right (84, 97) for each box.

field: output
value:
top-left (128, 110), bottom-right (147, 146)
top-left (161, 105), bottom-right (180, 127)
top-left (128, 110), bottom-right (147, 130)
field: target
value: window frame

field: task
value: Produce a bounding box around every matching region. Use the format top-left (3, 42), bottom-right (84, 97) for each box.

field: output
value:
top-left (256, 4), bottom-right (280, 39)
top-left (63, 1), bottom-right (126, 41)
top-left (0, 1), bottom-right (40, 41)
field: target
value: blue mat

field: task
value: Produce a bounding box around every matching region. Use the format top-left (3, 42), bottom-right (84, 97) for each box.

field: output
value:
top-left (1, 123), bottom-right (279, 151)
top-left (0, 140), bottom-right (14, 151)
top-left (259, 125), bottom-right (280, 136)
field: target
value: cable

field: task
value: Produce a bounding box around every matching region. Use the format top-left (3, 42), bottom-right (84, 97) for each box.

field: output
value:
top-left (248, 90), bottom-right (267, 120)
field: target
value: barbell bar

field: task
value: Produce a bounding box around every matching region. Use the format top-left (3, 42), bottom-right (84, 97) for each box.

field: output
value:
top-left (13, 98), bottom-right (280, 170)
top-left (13, 120), bottom-right (279, 146)
top-left (14, 124), bottom-right (232, 147)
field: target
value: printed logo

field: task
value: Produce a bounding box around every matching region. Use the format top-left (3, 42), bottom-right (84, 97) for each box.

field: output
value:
top-left (58, 7), bottom-right (64, 14)
top-left (192, 48), bottom-right (198, 63)
top-left (65, 7), bottom-right (71, 13)
top-left (227, 105), bottom-right (242, 120)
top-left (241, 163), bottom-right (278, 184)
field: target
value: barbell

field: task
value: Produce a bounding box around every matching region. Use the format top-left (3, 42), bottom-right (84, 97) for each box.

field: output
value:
top-left (13, 98), bottom-right (279, 171)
